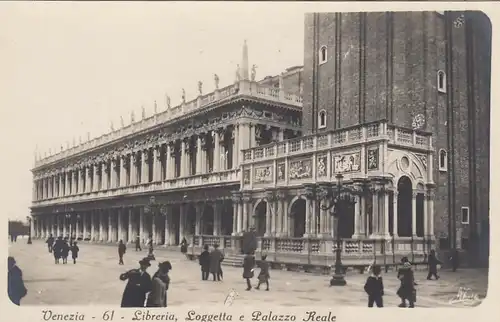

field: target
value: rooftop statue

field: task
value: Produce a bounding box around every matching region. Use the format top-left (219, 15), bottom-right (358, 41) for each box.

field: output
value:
top-left (235, 64), bottom-right (241, 83)
top-left (130, 111), bottom-right (135, 123)
top-left (198, 81), bottom-right (203, 95)
top-left (154, 100), bottom-right (158, 114)
top-left (181, 88), bottom-right (186, 103)
top-left (214, 74), bottom-right (220, 89)
top-left (166, 94), bottom-right (171, 109)
top-left (141, 106), bottom-right (146, 119)
top-left (120, 116), bottom-right (125, 128)
top-left (251, 64), bottom-right (257, 81)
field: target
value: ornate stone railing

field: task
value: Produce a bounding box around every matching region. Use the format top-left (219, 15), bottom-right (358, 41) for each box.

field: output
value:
top-left (34, 80), bottom-right (303, 168)
top-left (242, 121), bottom-right (432, 163)
top-left (32, 169), bottom-right (240, 207)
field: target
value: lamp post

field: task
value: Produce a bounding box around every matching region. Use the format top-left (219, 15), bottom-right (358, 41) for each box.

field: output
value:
top-left (75, 214), bottom-right (81, 240)
top-left (26, 216), bottom-right (32, 244)
top-left (316, 173), bottom-right (356, 286)
top-left (144, 196), bottom-right (168, 259)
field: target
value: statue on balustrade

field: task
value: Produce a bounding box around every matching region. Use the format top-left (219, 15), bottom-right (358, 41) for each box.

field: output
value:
top-left (214, 74), bottom-right (220, 89)
top-left (166, 94), bottom-right (171, 109)
top-left (110, 122), bottom-right (115, 132)
top-left (181, 89), bottom-right (186, 104)
top-left (198, 81), bottom-right (203, 96)
top-left (251, 64), bottom-right (257, 81)
top-left (142, 106), bottom-right (146, 120)
top-left (120, 116), bottom-right (125, 128)
top-left (131, 111), bottom-right (135, 123)
top-left (154, 101), bottom-right (158, 114)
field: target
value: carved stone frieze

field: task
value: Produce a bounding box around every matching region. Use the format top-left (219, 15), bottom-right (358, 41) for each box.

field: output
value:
top-left (317, 155), bottom-right (327, 177)
top-left (277, 163), bottom-right (285, 181)
top-left (333, 151), bottom-right (361, 173)
top-left (254, 166), bottom-right (273, 184)
top-left (243, 169), bottom-right (251, 184)
top-left (289, 159), bottom-right (312, 180)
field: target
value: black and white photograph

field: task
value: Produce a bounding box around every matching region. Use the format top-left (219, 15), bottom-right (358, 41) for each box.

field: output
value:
top-left (3, 3), bottom-right (492, 310)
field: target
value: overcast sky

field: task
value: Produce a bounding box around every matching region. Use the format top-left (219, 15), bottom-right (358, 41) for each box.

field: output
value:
top-left (0, 2), bottom-right (494, 221)
top-left (0, 2), bottom-right (308, 221)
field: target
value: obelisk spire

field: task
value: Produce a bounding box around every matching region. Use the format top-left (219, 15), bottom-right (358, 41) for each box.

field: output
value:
top-left (240, 39), bottom-right (249, 80)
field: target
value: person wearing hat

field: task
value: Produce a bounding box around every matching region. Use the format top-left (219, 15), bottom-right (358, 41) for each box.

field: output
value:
top-left (255, 254), bottom-right (270, 291)
top-left (396, 261), bottom-right (416, 308)
top-left (199, 244), bottom-right (211, 281)
top-left (119, 258), bottom-right (153, 307)
top-left (146, 261), bottom-right (172, 307)
top-left (209, 244), bottom-right (224, 282)
top-left (8, 257), bottom-right (27, 306)
top-left (242, 251), bottom-right (256, 291)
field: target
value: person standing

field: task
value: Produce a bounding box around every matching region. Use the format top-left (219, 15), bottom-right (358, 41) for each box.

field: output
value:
top-left (70, 241), bottom-right (80, 264)
top-left (53, 237), bottom-right (63, 264)
top-left (199, 244), bottom-right (210, 280)
top-left (255, 254), bottom-right (270, 291)
top-left (180, 237), bottom-right (188, 257)
top-left (119, 258), bottom-right (153, 307)
top-left (135, 235), bottom-right (142, 252)
top-left (46, 234), bottom-right (54, 253)
top-left (209, 244), bottom-right (223, 282)
top-left (364, 265), bottom-right (384, 307)
top-left (146, 261), bottom-right (172, 307)
top-left (61, 240), bottom-right (70, 264)
top-left (118, 240), bottom-right (127, 265)
top-left (427, 250), bottom-right (441, 280)
top-left (397, 261), bottom-right (416, 308)
top-left (146, 235), bottom-right (155, 260)
top-left (8, 257), bottom-right (27, 306)
top-left (242, 251), bottom-right (256, 291)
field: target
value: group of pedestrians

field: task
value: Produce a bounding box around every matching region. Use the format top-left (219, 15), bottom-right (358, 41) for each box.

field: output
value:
top-left (241, 252), bottom-right (270, 291)
top-left (198, 244), bottom-right (224, 281)
top-left (120, 257), bottom-right (172, 307)
top-left (46, 234), bottom-right (79, 264)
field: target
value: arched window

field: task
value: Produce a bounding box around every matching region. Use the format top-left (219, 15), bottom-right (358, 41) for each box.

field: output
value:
top-left (318, 110), bottom-right (327, 129)
top-left (437, 70), bottom-right (446, 93)
top-left (439, 149), bottom-right (447, 171)
top-left (319, 46), bottom-right (327, 64)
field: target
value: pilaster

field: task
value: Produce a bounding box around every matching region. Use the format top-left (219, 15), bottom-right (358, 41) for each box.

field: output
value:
top-left (93, 165), bottom-right (100, 192)
top-left (412, 191), bottom-right (418, 237)
top-left (120, 156), bottom-right (127, 187)
top-left (141, 149), bottom-right (149, 183)
top-left (214, 129), bottom-right (221, 172)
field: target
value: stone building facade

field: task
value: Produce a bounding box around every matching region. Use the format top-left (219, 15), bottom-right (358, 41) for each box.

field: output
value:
top-left (302, 11), bottom-right (491, 266)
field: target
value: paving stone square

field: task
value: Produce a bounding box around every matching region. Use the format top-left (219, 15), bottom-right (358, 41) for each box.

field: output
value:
top-left (8, 241), bottom-right (488, 308)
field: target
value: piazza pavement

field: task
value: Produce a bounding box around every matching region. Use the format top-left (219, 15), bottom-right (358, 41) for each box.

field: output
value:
top-left (8, 240), bottom-right (488, 308)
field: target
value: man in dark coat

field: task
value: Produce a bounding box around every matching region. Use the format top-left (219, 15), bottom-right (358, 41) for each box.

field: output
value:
top-left (135, 235), bottom-right (142, 252)
top-left (242, 228), bottom-right (257, 255)
top-left (8, 257), bottom-right (27, 306)
top-left (209, 244), bottom-right (224, 281)
top-left (46, 234), bottom-right (54, 253)
top-left (53, 237), bottom-right (63, 264)
top-left (243, 252), bottom-right (256, 291)
top-left (118, 240), bottom-right (127, 265)
top-left (199, 244), bottom-right (210, 280)
top-left (427, 249), bottom-right (441, 280)
top-left (397, 261), bottom-right (416, 308)
top-left (120, 258), bottom-right (153, 307)
top-left (180, 237), bottom-right (188, 255)
top-left (70, 241), bottom-right (79, 264)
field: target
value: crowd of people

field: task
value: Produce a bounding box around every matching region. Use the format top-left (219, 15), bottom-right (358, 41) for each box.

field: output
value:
top-left (7, 232), bottom-right (462, 308)
top-left (45, 234), bottom-right (79, 264)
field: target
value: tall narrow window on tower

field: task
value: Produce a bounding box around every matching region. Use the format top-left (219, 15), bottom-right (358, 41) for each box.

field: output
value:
top-left (318, 110), bottom-right (327, 129)
top-left (461, 207), bottom-right (470, 225)
top-left (439, 149), bottom-right (448, 171)
top-left (319, 46), bottom-right (327, 64)
top-left (437, 70), bottom-right (447, 93)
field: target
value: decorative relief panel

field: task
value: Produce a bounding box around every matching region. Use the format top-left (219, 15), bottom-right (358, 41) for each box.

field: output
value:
top-left (333, 152), bottom-right (361, 173)
top-left (317, 155), bottom-right (327, 177)
top-left (367, 148), bottom-right (379, 170)
top-left (254, 166), bottom-right (273, 183)
top-left (289, 159), bottom-right (312, 180)
top-left (415, 153), bottom-right (427, 169)
top-left (277, 163), bottom-right (285, 181)
top-left (243, 169), bottom-right (251, 185)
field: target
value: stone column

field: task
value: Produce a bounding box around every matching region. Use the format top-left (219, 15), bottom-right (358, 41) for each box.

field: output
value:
top-left (179, 204), bottom-right (186, 242)
top-left (304, 198), bottom-right (311, 236)
top-left (214, 130), bottom-right (220, 172)
top-left (141, 149), bottom-right (149, 183)
top-left (81, 213), bottom-right (87, 240)
top-left (164, 207), bottom-right (171, 245)
top-left (79, 169), bottom-right (85, 194)
top-left (351, 195), bottom-right (361, 238)
top-left (117, 209), bottom-right (123, 242)
top-left (59, 174), bottom-right (64, 197)
top-left (120, 156), bottom-right (127, 187)
top-left (102, 164), bottom-right (109, 190)
top-left (265, 194), bottom-right (272, 236)
top-left (90, 211), bottom-right (95, 241)
top-left (139, 207), bottom-right (145, 244)
top-left (232, 125), bottom-right (239, 168)
top-left (107, 211), bottom-right (113, 242)
top-left (427, 190), bottom-right (435, 238)
top-left (370, 188), bottom-right (379, 237)
top-left (128, 208), bottom-right (134, 243)
top-left (249, 123), bottom-right (256, 148)
top-left (196, 136), bottom-right (202, 174)
top-left (242, 195), bottom-right (249, 231)
top-left (282, 199), bottom-right (289, 236)
top-left (47, 176), bottom-right (52, 198)
top-left (213, 202), bottom-right (221, 236)
top-left (166, 143), bottom-right (175, 179)
top-left (92, 165), bottom-right (99, 192)
top-left (382, 190), bottom-right (390, 238)
top-left (412, 191), bottom-right (417, 237)
top-left (180, 140), bottom-right (187, 177)
top-left (393, 191), bottom-right (398, 237)
top-left (232, 196), bottom-right (239, 235)
top-left (152, 213), bottom-right (157, 245)
top-left (111, 159), bottom-right (118, 188)
top-left (63, 216), bottom-right (67, 237)
top-left (98, 210), bottom-right (104, 242)
top-left (130, 153), bottom-right (138, 185)
top-left (153, 147), bottom-right (161, 181)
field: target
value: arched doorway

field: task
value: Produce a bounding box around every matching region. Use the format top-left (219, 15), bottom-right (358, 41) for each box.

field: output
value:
top-left (338, 200), bottom-right (355, 238)
top-left (254, 201), bottom-right (267, 237)
top-left (201, 204), bottom-right (214, 235)
top-left (289, 198), bottom-right (306, 237)
top-left (397, 176), bottom-right (413, 237)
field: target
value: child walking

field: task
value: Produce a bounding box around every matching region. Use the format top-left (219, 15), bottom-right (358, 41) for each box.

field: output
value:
top-left (255, 254), bottom-right (270, 291)
top-left (364, 265), bottom-right (384, 307)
